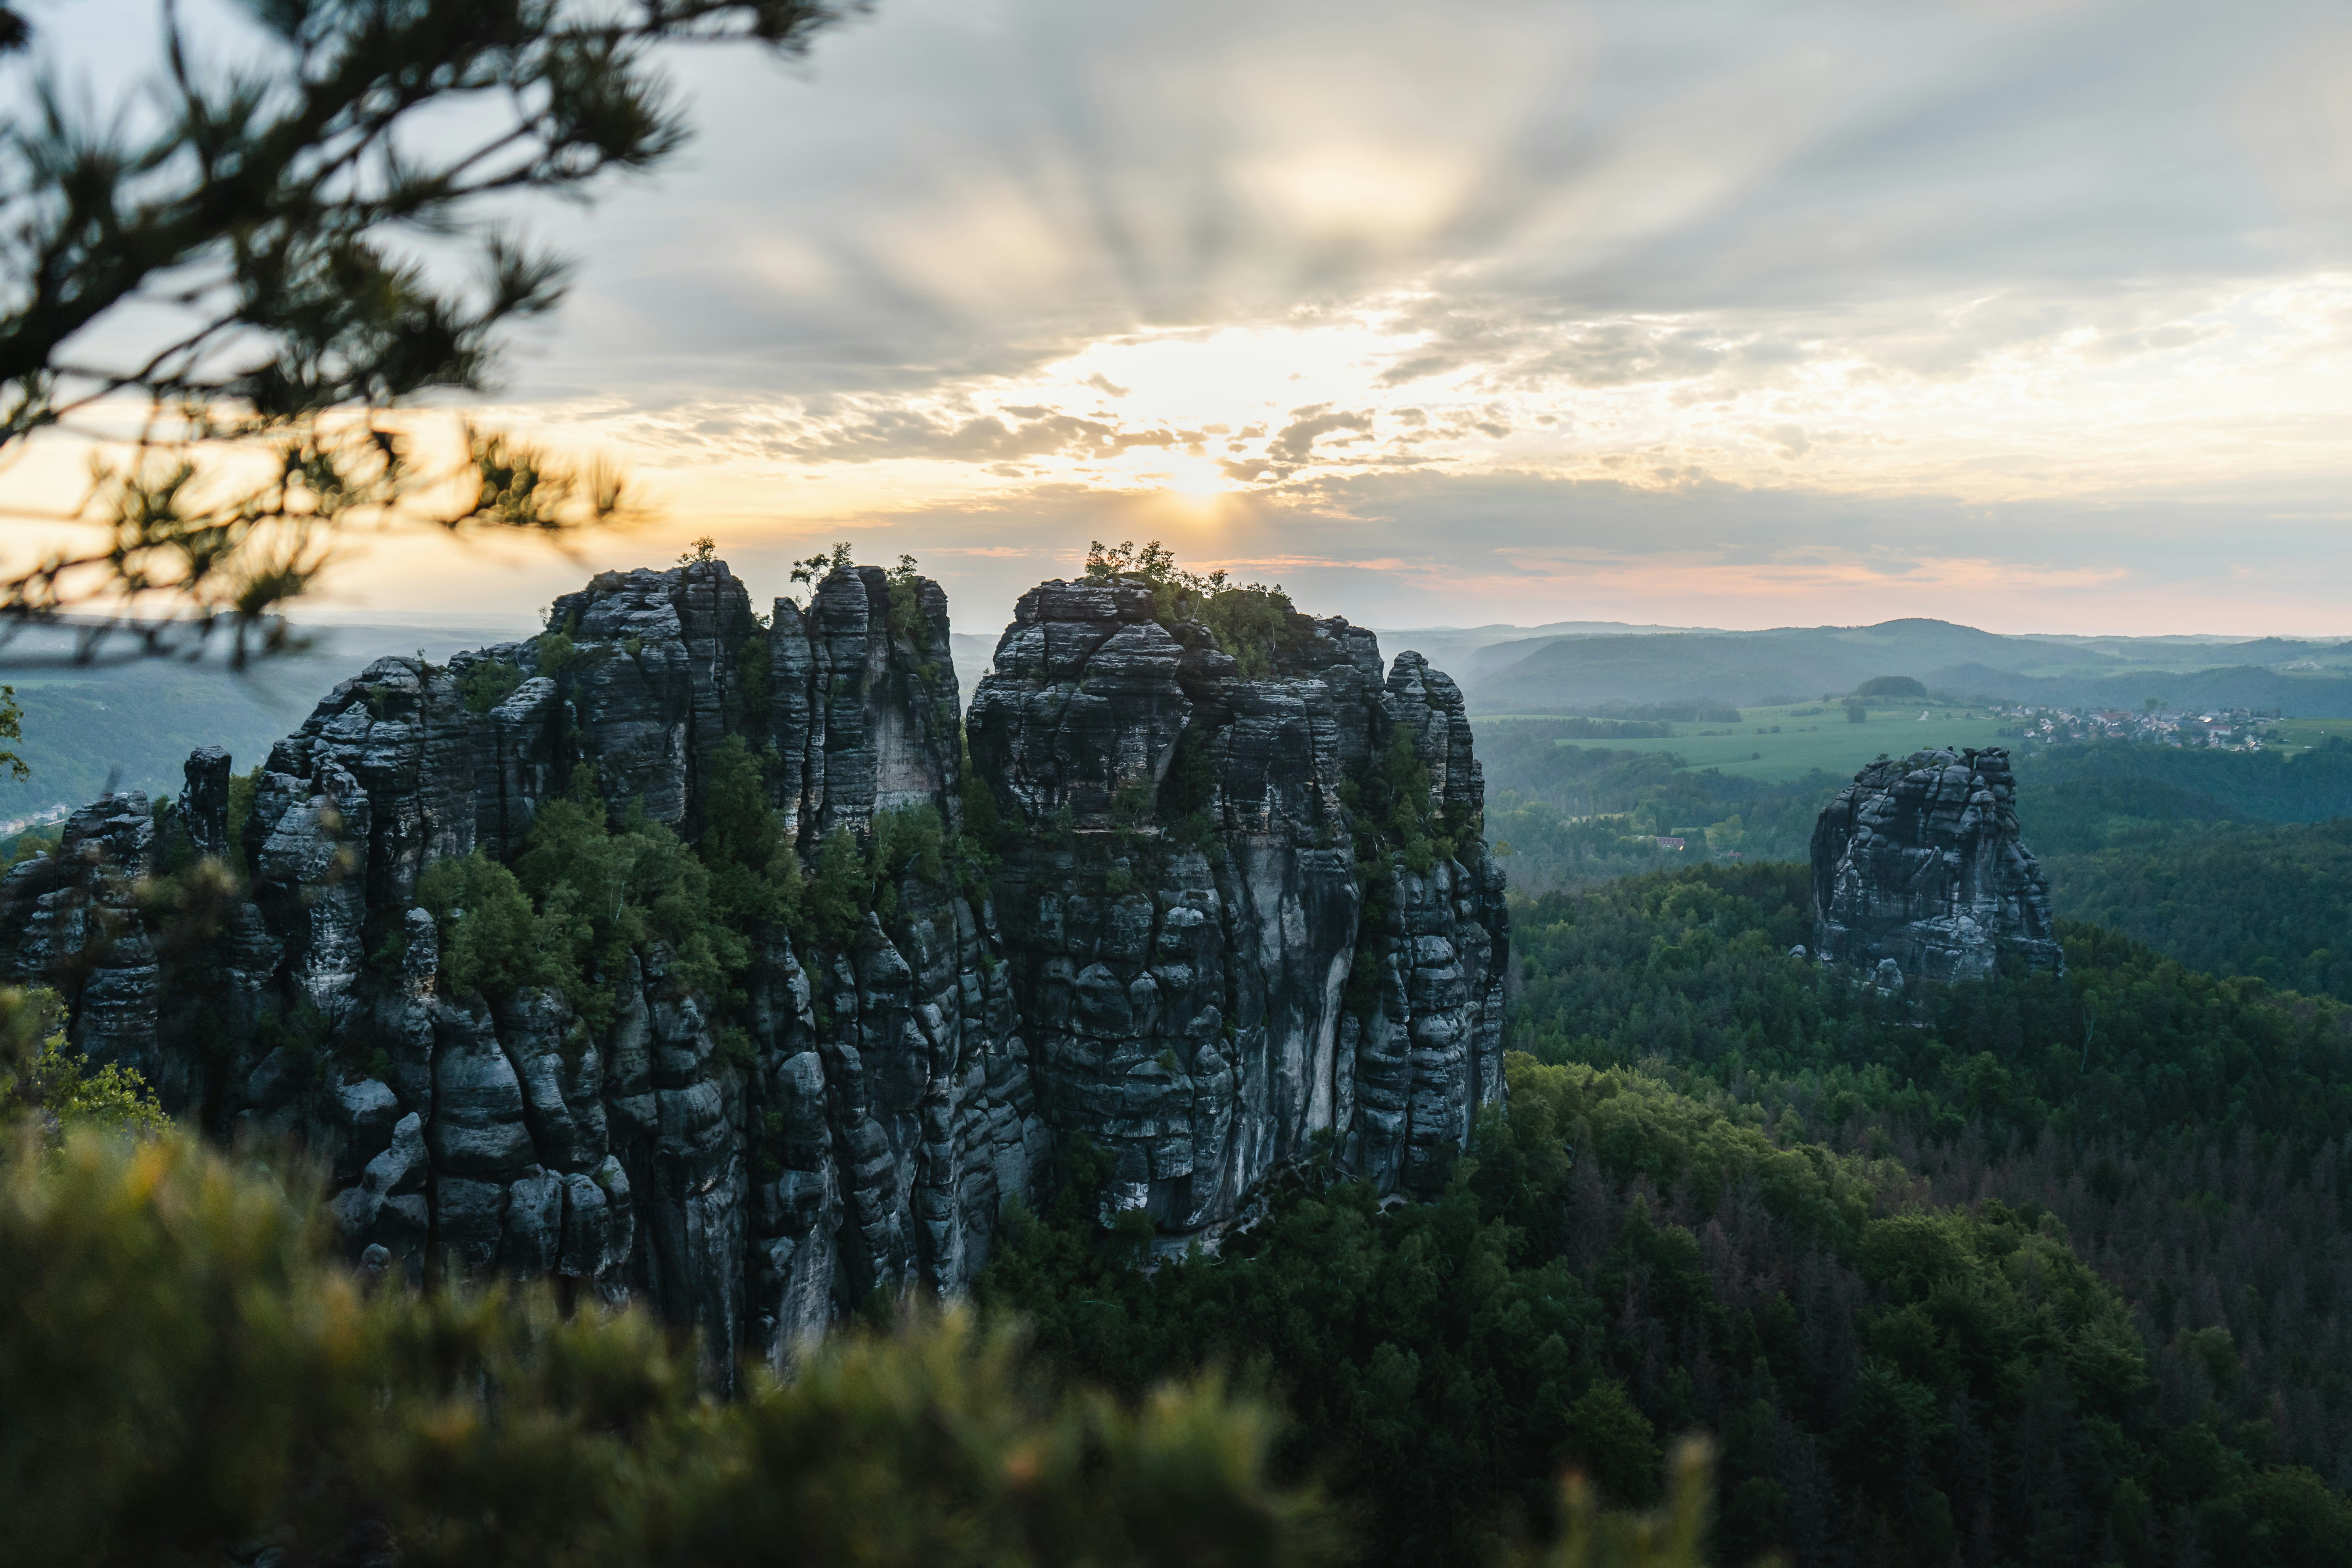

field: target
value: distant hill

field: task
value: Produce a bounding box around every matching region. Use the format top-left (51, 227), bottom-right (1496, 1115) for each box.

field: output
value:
top-left (1467, 619), bottom-right (2072, 710)
top-left (1365, 618), bottom-right (1700, 682)
top-left (0, 620), bottom-right (532, 827)
top-left (1927, 661), bottom-right (2352, 715)
top-left (949, 632), bottom-right (996, 702)
top-left (1463, 615), bottom-right (2352, 715)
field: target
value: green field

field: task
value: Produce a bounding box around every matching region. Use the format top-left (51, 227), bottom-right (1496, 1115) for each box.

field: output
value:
top-left (1532, 701), bottom-right (2014, 783)
top-left (2271, 717), bottom-right (2352, 754)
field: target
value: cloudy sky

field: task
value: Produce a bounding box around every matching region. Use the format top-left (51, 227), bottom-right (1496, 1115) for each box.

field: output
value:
top-left (21, 0), bottom-right (2352, 637)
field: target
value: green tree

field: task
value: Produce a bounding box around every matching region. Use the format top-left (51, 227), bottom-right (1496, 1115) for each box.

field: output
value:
top-left (0, 986), bottom-right (166, 1143)
top-left (1085, 537), bottom-right (1299, 679)
top-left (0, 684), bottom-right (24, 779)
top-left (415, 850), bottom-right (551, 1000)
top-left (699, 733), bottom-right (802, 932)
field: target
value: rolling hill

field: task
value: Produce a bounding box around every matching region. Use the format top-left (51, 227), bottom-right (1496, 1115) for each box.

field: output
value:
top-left (1463, 616), bottom-right (2352, 716)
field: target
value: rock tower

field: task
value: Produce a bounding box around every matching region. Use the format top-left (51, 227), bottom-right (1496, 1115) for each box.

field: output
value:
top-left (1811, 746), bottom-right (2062, 983)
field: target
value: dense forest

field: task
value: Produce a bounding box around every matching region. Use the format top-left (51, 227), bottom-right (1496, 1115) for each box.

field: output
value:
top-left (2021, 739), bottom-right (2352, 825)
top-left (2040, 820), bottom-right (2352, 1002)
top-left (979, 865), bottom-right (2352, 1567)
top-left (1514, 867), bottom-right (2352, 1540)
top-left (1477, 736), bottom-right (1837, 892)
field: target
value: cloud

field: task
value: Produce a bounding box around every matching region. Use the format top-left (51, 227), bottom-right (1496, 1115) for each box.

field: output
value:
top-left (94, 0), bottom-right (2352, 637)
top-left (754, 406), bottom-right (1210, 464)
top-left (1267, 406), bottom-right (1376, 464)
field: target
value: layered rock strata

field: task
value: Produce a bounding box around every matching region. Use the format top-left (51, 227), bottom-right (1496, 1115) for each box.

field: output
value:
top-left (0, 559), bottom-right (1504, 1371)
top-left (967, 580), bottom-right (1510, 1228)
top-left (1810, 746), bottom-right (2062, 982)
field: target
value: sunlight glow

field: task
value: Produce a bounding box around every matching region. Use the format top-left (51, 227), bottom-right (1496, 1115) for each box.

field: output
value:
top-left (1156, 453), bottom-right (1231, 499)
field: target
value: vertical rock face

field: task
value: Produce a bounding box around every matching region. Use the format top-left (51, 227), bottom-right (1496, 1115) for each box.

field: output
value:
top-left (967, 580), bottom-right (1510, 1234)
top-left (1811, 746), bottom-right (2062, 982)
top-left (0, 558), bottom-right (1502, 1366)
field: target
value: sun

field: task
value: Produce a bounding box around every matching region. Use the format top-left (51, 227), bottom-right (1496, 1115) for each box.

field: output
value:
top-left (1158, 453), bottom-right (1229, 500)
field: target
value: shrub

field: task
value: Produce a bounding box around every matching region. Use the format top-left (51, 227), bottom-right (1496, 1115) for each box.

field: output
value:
top-left (0, 1125), bottom-right (1342, 1568)
top-left (457, 657), bottom-right (525, 715)
top-left (0, 988), bottom-right (166, 1144)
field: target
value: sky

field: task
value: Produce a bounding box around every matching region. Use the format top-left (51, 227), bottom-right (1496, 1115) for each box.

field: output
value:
top-left (11, 0), bottom-right (2352, 640)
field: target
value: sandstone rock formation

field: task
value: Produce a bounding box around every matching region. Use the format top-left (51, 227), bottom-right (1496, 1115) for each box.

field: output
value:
top-left (968, 581), bottom-right (1510, 1229)
top-left (1811, 746), bottom-right (2062, 983)
top-left (0, 558), bottom-right (1505, 1374)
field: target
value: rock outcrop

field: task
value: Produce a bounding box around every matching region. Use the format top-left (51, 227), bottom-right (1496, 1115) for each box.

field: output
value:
top-left (0, 558), bottom-right (1505, 1373)
top-left (969, 582), bottom-right (1509, 1228)
top-left (1810, 747), bottom-right (2062, 982)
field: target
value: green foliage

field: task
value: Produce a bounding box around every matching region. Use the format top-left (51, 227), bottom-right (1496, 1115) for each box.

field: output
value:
top-left (1509, 861), bottom-right (2352, 1553)
top-left (803, 827), bottom-right (872, 950)
top-left (513, 775), bottom-right (743, 1017)
top-left (0, 986), bottom-right (166, 1143)
top-left (698, 735), bottom-right (801, 935)
top-left (1194, 585), bottom-right (1296, 681)
top-left (885, 553), bottom-right (933, 648)
top-left (2022, 736), bottom-right (2352, 825)
top-left (789, 804), bottom-right (951, 950)
top-left (1085, 538), bottom-right (1299, 680)
top-left (1162, 724), bottom-right (1223, 823)
top-left (1843, 701), bottom-right (1867, 724)
top-left (457, 657), bottom-right (526, 716)
top-left (1476, 737), bottom-right (1839, 894)
top-left (534, 629), bottom-right (581, 680)
top-left (736, 633), bottom-right (773, 722)
top-left (0, 1125), bottom-right (1337, 1568)
top-left (1513, 862), bottom-right (2352, 1150)
top-left (1347, 723), bottom-right (1457, 887)
top-left (791, 542), bottom-right (858, 599)
top-left (679, 535), bottom-right (718, 565)
top-left (415, 763), bottom-right (787, 1024)
top-left (226, 765), bottom-right (260, 865)
top-left (2041, 818), bottom-right (2352, 1001)
top-left (983, 1049), bottom-right (2218, 1567)
top-left (960, 742), bottom-right (1014, 853)
top-left (416, 851), bottom-right (552, 1001)
top-left (824, 802), bottom-right (950, 926)
top-left (0, 683), bottom-right (25, 781)
top-left (1, 821), bottom-right (57, 867)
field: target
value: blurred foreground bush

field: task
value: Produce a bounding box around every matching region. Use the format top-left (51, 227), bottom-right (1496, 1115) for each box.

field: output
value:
top-left (0, 1124), bottom-right (1342, 1568)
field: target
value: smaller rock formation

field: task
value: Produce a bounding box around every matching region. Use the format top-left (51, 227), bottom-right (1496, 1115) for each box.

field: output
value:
top-left (1811, 747), bottom-right (2061, 983)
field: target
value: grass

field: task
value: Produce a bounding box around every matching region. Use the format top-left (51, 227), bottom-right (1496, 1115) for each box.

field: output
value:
top-left (1546, 702), bottom-right (2015, 783)
top-left (2270, 718), bottom-right (2352, 755)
